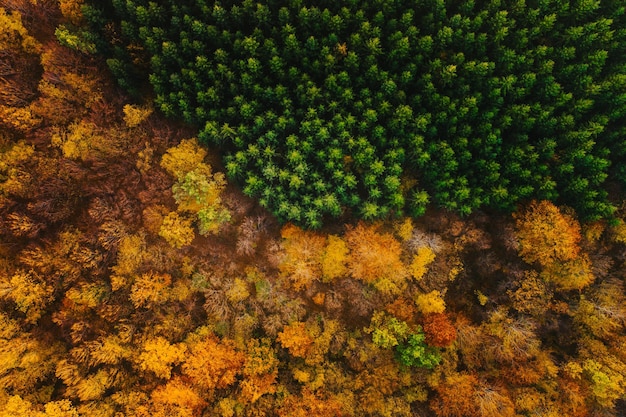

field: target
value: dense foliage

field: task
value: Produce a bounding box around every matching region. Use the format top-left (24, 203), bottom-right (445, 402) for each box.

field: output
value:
top-left (82, 0), bottom-right (626, 227)
top-left (2, 2), bottom-right (626, 416)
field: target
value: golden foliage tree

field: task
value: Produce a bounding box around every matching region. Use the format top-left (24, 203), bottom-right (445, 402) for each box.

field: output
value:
top-left (278, 224), bottom-right (326, 290)
top-left (137, 336), bottom-right (187, 380)
top-left (409, 246), bottom-right (435, 280)
top-left (321, 235), bottom-right (349, 282)
top-left (277, 321), bottom-right (314, 358)
top-left (240, 338), bottom-right (279, 404)
top-left (182, 329), bottom-right (245, 393)
top-left (415, 290), bottom-right (446, 315)
top-left (344, 222), bottom-right (407, 294)
top-left (159, 212), bottom-right (195, 248)
top-left (514, 200), bottom-right (582, 266)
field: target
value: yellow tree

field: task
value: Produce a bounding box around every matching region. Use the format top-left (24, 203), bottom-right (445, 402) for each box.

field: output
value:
top-left (415, 290), bottom-right (446, 315)
top-left (137, 336), bottom-right (187, 380)
top-left (344, 222), bottom-right (407, 295)
top-left (239, 338), bottom-right (279, 404)
top-left (159, 212), bottom-right (195, 248)
top-left (321, 235), bottom-right (349, 282)
top-left (279, 224), bottom-right (326, 290)
top-left (514, 200), bottom-right (582, 266)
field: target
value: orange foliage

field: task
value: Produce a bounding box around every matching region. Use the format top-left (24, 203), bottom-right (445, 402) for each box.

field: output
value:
top-left (182, 331), bottom-right (245, 392)
top-left (150, 377), bottom-right (206, 415)
top-left (431, 372), bottom-right (479, 417)
top-left (277, 321), bottom-right (314, 358)
top-left (344, 222), bottom-right (407, 294)
top-left (423, 313), bottom-right (456, 347)
top-left (278, 388), bottom-right (344, 417)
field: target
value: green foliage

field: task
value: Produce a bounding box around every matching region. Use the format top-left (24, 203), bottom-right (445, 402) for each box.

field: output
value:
top-left (367, 311), bottom-right (441, 368)
top-left (84, 0), bottom-right (626, 226)
top-left (395, 332), bottom-right (442, 369)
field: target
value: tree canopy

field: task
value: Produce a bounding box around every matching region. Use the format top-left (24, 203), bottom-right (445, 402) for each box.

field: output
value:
top-left (83, 0), bottom-right (626, 227)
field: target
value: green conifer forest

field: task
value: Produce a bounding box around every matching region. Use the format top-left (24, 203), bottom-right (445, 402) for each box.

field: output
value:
top-left (84, 0), bottom-right (626, 227)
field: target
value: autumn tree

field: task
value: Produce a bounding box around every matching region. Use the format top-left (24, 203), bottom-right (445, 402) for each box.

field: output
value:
top-left (278, 223), bottom-right (326, 290)
top-left (160, 138), bottom-right (230, 238)
top-left (277, 321), bottom-right (314, 359)
top-left (515, 200), bottom-right (582, 266)
top-left (239, 338), bottom-right (279, 404)
top-left (422, 313), bottom-right (456, 347)
top-left (182, 328), bottom-right (245, 395)
top-left (344, 222), bottom-right (407, 295)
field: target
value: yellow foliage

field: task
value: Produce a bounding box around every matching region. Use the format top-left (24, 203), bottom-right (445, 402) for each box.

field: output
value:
top-left (583, 221), bottom-right (605, 243)
top-left (293, 368), bottom-right (311, 383)
top-left (475, 290), bottom-right (488, 306)
top-left (0, 140), bottom-right (34, 197)
top-left (540, 255), bottom-right (595, 291)
top-left (508, 271), bottom-right (552, 316)
top-left (582, 359), bottom-right (626, 408)
top-left (321, 235), bottom-right (348, 282)
top-left (277, 322), bottom-right (314, 358)
top-left (515, 200), bottom-right (582, 267)
top-left (160, 138), bottom-right (207, 179)
top-left (88, 335), bottom-right (129, 366)
top-left (415, 290), bottom-right (446, 314)
top-left (159, 212), bottom-right (195, 248)
top-left (345, 222), bottom-right (407, 291)
top-left (123, 103), bottom-right (153, 128)
top-left (0, 106), bottom-right (41, 132)
top-left (51, 121), bottom-right (121, 161)
top-left (136, 142), bottom-right (154, 173)
top-left (73, 369), bottom-right (110, 401)
top-left (1, 395), bottom-right (38, 417)
top-left (4, 270), bottom-right (53, 323)
top-left (0, 8), bottom-right (41, 53)
top-left (226, 278), bottom-right (250, 303)
top-left (394, 217), bottom-right (414, 242)
top-left (42, 400), bottom-right (80, 417)
top-left (130, 272), bottom-right (172, 309)
top-left (410, 247), bottom-right (435, 280)
top-left (240, 339), bottom-right (278, 403)
top-left (111, 234), bottom-right (145, 276)
top-left (279, 224), bottom-right (326, 290)
top-left (138, 337), bottom-right (187, 379)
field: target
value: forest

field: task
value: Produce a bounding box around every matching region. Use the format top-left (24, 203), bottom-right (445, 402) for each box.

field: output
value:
top-left (0, 0), bottom-right (626, 416)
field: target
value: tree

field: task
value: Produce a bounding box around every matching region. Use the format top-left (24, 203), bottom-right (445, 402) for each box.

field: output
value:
top-left (137, 336), bottom-right (186, 379)
top-left (514, 200), bottom-right (582, 267)
top-left (130, 272), bottom-right (173, 309)
top-left (240, 338), bottom-right (279, 404)
top-left (409, 246), bottom-right (435, 280)
top-left (277, 321), bottom-right (314, 358)
top-left (321, 234), bottom-right (348, 282)
top-left (182, 329), bottom-right (245, 393)
top-left (415, 290), bottom-right (446, 315)
top-left (159, 212), bottom-right (194, 248)
top-left (422, 313), bottom-right (456, 347)
top-left (344, 222), bottom-right (407, 294)
top-left (278, 224), bottom-right (326, 290)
